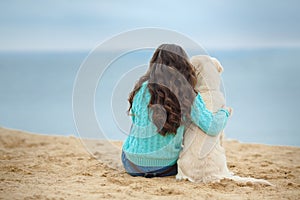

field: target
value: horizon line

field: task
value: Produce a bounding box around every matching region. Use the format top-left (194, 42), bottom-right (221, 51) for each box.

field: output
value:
top-left (1, 45), bottom-right (300, 53)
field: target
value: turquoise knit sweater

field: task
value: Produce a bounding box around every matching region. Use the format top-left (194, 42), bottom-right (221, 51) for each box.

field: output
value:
top-left (122, 81), bottom-right (229, 167)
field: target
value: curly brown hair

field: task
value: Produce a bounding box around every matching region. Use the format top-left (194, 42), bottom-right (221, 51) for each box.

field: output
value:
top-left (128, 44), bottom-right (197, 136)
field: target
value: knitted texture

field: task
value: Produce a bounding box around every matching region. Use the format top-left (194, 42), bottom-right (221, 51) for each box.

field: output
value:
top-left (122, 81), bottom-right (229, 167)
top-left (191, 94), bottom-right (229, 136)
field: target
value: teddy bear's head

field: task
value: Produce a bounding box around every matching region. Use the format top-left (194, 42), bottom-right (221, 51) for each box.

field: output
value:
top-left (191, 55), bottom-right (223, 74)
top-left (190, 55), bottom-right (231, 114)
top-left (190, 55), bottom-right (223, 92)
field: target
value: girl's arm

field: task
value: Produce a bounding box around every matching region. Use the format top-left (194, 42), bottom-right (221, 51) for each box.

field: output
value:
top-left (191, 93), bottom-right (230, 136)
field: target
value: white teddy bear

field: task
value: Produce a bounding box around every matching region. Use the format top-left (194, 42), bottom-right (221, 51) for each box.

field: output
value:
top-left (176, 55), bottom-right (272, 186)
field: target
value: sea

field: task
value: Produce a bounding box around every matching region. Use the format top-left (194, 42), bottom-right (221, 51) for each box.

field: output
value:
top-left (0, 48), bottom-right (299, 146)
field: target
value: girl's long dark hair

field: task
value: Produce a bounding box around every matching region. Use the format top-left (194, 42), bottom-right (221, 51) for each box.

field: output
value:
top-left (128, 44), bottom-right (197, 136)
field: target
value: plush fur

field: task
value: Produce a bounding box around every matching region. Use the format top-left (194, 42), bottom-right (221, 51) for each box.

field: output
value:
top-left (176, 55), bottom-right (273, 186)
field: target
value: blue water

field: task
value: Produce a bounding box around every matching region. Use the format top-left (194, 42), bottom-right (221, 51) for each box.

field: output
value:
top-left (0, 48), bottom-right (299, 146)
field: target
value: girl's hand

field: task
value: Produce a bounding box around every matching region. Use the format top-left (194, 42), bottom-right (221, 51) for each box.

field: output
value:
top-left (222, 106), bottom-right (233, 116)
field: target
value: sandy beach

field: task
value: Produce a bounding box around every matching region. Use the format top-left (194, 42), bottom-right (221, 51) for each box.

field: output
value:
top-left (0, 127), bottom-right (299, 200)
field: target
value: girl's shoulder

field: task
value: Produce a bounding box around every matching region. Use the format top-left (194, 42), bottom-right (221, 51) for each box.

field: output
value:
top-left (131, 81), bottom-right (151, 117)
top-left (142, 80), bottom-right (148, 87)
top-left (134, 81), bottom-right (150, 102)
top-left (138, 80), bottom-right (149, 94)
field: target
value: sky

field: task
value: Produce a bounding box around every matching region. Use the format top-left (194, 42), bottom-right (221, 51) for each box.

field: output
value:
top-left (0, 0), bottom-right (300, 51)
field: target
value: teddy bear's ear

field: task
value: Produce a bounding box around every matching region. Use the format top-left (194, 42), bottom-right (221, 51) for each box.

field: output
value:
top-left (210, 57), bottom-right (224, 74)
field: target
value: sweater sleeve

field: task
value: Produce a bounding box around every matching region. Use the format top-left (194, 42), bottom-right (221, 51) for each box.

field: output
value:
top-left (191, 93), bottom-right (229, 136)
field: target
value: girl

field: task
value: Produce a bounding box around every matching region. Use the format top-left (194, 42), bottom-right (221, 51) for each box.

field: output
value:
top-left (122, 44), bottom-right (230, 178)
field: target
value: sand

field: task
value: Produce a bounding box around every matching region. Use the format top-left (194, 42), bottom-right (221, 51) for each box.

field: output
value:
top-left (0, 127), bottom-right (299, 200)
